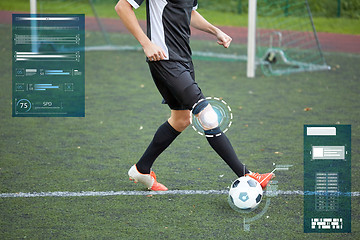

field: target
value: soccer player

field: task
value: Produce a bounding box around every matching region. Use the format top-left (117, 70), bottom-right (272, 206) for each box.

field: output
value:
top-left (115, 0), bottom-right (273, 191)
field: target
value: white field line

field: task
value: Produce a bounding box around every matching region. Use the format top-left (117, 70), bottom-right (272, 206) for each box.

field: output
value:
top-left (0, 190), bottom-right (359, 198)
top-left (83, 45), bottom-right (248, 61)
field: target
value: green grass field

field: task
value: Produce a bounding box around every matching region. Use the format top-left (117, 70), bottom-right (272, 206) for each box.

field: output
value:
top-left (1, 18), bottom-right (360, 239)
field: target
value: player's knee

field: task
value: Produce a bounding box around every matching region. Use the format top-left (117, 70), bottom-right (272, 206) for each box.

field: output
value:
top-left (192, 100), bottom-right (219, 130)
top-left (178, 117), bottom-right (192, 129)
top-left (169, 113), bottom-right (192, 132)
top-left (199, 107), bottom-right (219, 130)
top-left (173, 119), bottom-right (190, 132)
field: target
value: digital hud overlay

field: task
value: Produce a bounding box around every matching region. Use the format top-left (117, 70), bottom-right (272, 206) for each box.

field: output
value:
top-left (12, 14), bottom-right (85, 117)
top-left (304, 125), bottom-right (351, 233)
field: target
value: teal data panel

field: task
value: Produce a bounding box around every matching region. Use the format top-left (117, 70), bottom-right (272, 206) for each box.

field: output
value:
top-left (12, 14), bottom-right (85, 117)
top-left (304, 125), bottom-right (351, 233)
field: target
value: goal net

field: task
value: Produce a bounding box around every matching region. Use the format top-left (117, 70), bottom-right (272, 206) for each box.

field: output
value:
top-left (30, 0), bottom-right (330, 76)
top-left (248, 0), bottom-right (330, 77)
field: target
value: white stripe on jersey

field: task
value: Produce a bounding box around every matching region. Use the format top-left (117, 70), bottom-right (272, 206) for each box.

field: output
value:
top-left (127, 0), bottom-right (140, 9)
top-left (149, 0), bottom-right (169, 60)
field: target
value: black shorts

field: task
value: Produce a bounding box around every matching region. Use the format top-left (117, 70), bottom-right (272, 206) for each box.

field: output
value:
top-left (148, 60), bottom-right (205, 110)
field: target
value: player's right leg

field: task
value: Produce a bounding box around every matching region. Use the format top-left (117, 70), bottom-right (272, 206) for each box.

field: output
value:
top-left (192, 99), bottom-right (250, 177)
top-left (192, 99), bottom-right (274, 188)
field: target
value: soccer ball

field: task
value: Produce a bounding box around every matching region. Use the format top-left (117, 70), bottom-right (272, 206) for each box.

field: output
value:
top-left (265, 51), bottom-right (277, 64)
top-left (228, 176), bottom-right (263, 213)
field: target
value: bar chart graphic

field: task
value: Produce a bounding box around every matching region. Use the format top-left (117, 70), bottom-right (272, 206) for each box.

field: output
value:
top-left (12, 14), bottom-right (84, 117)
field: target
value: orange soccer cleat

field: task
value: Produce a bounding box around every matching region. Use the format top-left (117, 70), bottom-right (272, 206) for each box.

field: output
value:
top-left (246, 172), bottom-right (275, 189)
top-left (128, 164), bottom-right (168, 191)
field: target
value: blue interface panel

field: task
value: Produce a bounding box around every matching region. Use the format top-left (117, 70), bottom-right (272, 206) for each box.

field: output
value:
top-left (12, 14), bottom-right (85, 117)
top-left (304, 125), bottom-right (351, 233)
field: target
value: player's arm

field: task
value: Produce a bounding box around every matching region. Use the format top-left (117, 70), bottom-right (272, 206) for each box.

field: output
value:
top-left (114, 0), bottom-right (166, 61)
top-left (190, 10), bottom-right (232, 48)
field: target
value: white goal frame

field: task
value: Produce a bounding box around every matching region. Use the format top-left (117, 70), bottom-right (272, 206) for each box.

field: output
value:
top-left (30, 0), bottom-right (38, 52)
top-left (247, 0), bottom-right (257, 78)
top-left (246, 0), bottom-right (330, 78)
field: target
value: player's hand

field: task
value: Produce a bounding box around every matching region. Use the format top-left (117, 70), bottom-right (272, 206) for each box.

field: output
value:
top-left (143, 41), bottom-right (167, 61)
top-left (216, 31), bottom-right (232, 48)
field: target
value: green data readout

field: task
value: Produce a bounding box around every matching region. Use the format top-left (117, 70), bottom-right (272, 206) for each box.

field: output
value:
top-left (304, 125), bottom-right (351, 233)
top-left (12, 14), bottom-right (84, 117)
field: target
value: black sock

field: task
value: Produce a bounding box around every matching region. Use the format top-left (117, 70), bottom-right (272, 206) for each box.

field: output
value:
top-left (136, 121), bottom-right (181, 174)
top-left (205, 127), bottom-right (249, 177)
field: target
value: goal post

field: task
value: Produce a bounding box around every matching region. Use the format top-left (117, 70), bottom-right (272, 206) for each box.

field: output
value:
top-left (30, 0), bottom-right (38, 52)
top-left (246, 0), bottom-right (257, 78)
top-left (30, 0), bottom-right (36, 14)
top-left (246, 0), bottom-right (330, 77)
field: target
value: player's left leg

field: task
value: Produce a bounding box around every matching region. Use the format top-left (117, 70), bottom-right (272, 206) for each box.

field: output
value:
top-left (136, 110), bottom-right (190, 175)
top-left (130, 110), bottom-right (191, 191)
top-left (168, 110), bottom-right (192, 132)
top-left (129, 61), bottom-right (197, 191)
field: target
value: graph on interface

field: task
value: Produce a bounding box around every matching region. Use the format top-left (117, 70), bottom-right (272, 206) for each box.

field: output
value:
top-left (12, 14), bottom-right (85, 117)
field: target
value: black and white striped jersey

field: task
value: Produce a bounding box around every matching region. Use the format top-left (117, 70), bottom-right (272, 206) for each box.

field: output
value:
top-left (127, 0), bottom-right (198, 62)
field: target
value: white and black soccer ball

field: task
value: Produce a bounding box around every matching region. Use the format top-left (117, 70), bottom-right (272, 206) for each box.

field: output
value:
top-left (228, 176), bottom-right (263, 213)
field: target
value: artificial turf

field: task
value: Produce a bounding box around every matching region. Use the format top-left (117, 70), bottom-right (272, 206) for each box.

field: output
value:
top-left (0, 22), bottom-right (359, 239)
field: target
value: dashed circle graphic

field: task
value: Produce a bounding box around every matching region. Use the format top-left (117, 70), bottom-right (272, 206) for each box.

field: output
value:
top-left (192, 97), bottom-right (233, 135)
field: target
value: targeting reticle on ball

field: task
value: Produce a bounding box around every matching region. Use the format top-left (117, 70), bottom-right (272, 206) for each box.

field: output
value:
top-left (191, 97), bottom-right (233, 135)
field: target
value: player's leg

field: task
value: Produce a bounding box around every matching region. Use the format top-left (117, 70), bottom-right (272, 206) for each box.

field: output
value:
top-left (128, 119), bottom-right (179, 191)
top-left (146, 61), bottom-right (250, 178)
top-left (192, 100), bottom-right (274, 188)
top-left (192, 100), bottom-right (249, 177)
top-left (128, 62), bottom-right (194, 191)
top-left (129, 110), bottom-right (191, 191)
top-left (168, 109), bottom-right (192, 132)
top-left (136, 110), bottom-right (190, 174)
